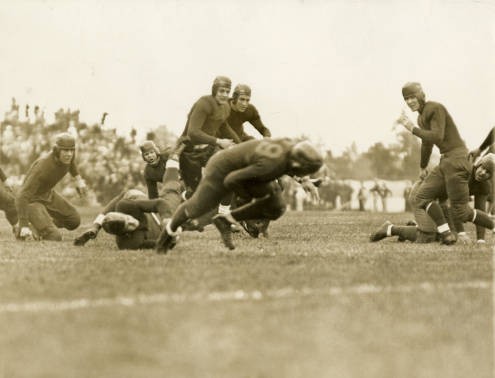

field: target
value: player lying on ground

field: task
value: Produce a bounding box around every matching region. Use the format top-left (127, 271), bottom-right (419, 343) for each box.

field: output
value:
top-left (73, 188), bottom-right (173, 249)
top-left (155, 138), bottom-right (323, 253)
top-left (74, 154), bottom-right (214, 248)
top-left (370, 153), bottom-right (495, 244)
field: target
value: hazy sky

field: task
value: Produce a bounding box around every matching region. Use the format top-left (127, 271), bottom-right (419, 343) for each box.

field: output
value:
top-left (1, 0), bottom-right (494, 154)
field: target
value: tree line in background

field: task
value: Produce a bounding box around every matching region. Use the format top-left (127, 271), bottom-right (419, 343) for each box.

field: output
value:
top-left (322, 130), bottom-right (427, 181)
top-left (150, 124), bottom-right (427, 182)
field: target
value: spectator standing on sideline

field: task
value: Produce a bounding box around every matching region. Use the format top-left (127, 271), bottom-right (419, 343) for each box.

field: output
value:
top-left (379, 181), bottom-right (392, 212)
top-left (357, 181), bottom-right (368, 211)
top-left (403, 181), bottom-right (413, 212)
top-left (369, 179), bottom-right (381, 211)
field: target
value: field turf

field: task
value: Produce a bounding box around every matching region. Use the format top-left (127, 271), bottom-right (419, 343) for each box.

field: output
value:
top-left (0, 209), bottom-right (493, 378)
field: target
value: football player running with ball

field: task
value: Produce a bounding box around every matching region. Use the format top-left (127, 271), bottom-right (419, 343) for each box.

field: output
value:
top-left (155, 138), bottom-right (323, 254)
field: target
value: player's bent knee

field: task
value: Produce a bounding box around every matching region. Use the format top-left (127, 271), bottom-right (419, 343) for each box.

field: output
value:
top-left (265, 203), bottom-right (286, 220)
top-left (63, 212), bottom-right (81, 230)
top-left (451, 204), bottom-right (473, 223)
top-left (40, 228), bottom-right (62, 241)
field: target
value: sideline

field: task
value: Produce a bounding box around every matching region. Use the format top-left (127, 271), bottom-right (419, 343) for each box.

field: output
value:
top-left (0, 280), bottom-right (490, 314)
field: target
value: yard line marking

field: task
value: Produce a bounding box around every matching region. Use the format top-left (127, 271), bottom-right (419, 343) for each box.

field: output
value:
top-left (0, 256), bottom-right (147, 263)
top-left (0, 280), bottom-right (490, 314)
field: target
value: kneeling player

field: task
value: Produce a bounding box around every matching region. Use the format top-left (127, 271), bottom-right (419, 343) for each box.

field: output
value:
top-left (370, 153), bottom-right (495, 244)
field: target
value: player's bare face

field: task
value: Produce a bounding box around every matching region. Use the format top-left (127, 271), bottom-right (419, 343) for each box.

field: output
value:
top-left (405, 96), bottom-right (420, 112)
top-left (475, 166), bottom-right (491, 182)
top-left (143, 151), bottom-right (158, 164)
top-left (215, 87), bottom-right (230, 105)
top-left (59, 149), bottom-right (74, 165)
top-left (234, 94), bottom-right (250, 112)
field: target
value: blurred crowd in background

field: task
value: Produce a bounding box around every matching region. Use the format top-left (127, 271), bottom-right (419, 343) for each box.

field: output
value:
top-left (1, 98), bottom-right (143, 205)
top-left (0, 98), bottom-right (409, 212)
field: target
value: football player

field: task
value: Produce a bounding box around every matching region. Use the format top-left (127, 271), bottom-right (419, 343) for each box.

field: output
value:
top-left (155, 138), bottom-right (323, 253)
top-left (396, 82), bottom-right (494, 244)
top-left (0, 166), bottom-right (19, 236)
top-left (74, 151), bottom-right (185, 246)
top-left (226, 84), bottom-right (271, 141)
top-left (15, 132), bottom-right (87, 241)
top-left (140, 140), bottom-right (171, 199)
top-left (178, 76), bottom-right (241, 195)
top-left (73, 188), bottom-right (173, 250)
top-left (370, 153), bottom-right (495, 244)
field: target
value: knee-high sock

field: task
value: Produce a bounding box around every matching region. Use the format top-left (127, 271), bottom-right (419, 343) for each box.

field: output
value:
top-left (472, 209), bottom-right (494, 229)
top-left (425, 202), bottom-right (447, 227)
top-left (392, 226), bottom-right (417, 242)
top-left (439, 202), bottom-right (461, 233)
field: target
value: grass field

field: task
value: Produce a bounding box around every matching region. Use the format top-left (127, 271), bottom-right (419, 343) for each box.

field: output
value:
top-left (0, 209), bottom-right (493, 378)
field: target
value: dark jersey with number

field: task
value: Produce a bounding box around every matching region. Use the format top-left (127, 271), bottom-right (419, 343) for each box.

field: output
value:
top-left (227, 101), bottom-right (271, 141)
top-left (204, 138), bottom-right (295, 195)
top-left (143, 153), bottom-right (169, 199)
top-left (413, 101), bottom-right (467, 168)
top-left (181, 95), bottom-right (240, 146)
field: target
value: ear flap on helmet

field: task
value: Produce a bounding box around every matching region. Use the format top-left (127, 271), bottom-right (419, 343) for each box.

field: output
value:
top-left (401, 82), bottom-right (425, 102)
top-left (233, 84), bottom-right (251, 101)
top-left (211, 76), bottom-right (232, 96)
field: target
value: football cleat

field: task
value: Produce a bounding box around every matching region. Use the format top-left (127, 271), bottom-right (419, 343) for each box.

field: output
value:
top-left (212, 214), bottom-right (235, 250)
top-left (240, 220), bottom-right (260, 238)
top-left (73, 225), bottom-right (100, 246)
top-left (155, 227), bottom-right (178, 254)
top-left (440, 231), bottom-right (456, 245)
top-left (182, 219), bottom-right (204, 232)
top-left (230, 223), bottom-right (241, 233)
top-left (257, 219), bottom-right (270, 238)
top-left (369, 221), bottom-right (392, 242)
